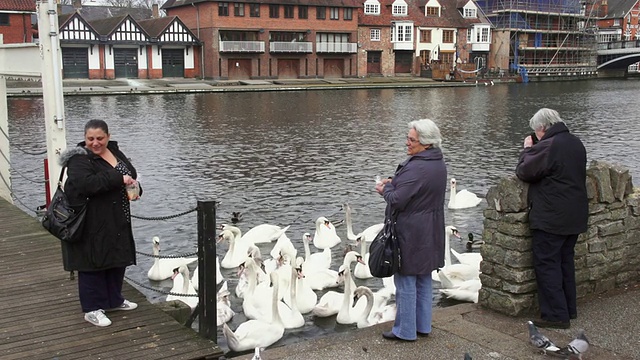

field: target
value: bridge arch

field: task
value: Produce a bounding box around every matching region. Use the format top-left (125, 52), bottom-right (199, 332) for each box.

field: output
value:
top-left (598, 53), bottom-right (640, 69)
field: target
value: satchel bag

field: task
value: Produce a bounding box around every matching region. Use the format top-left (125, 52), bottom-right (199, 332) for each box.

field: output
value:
top-left (41, 166), bottom-right (87, 243)
top-left (368, 214), bottom-right (401, 278)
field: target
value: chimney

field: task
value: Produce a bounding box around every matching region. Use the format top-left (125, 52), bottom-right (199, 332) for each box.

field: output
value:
top-left (73, 0), bottom-right (82, 10)
top-left (601, 0), bottom-right (608, 18)
top-left (152, 4), bottom-right (159, 18)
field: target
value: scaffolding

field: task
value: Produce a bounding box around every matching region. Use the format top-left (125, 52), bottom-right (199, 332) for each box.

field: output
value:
top-left (477, 0), bottom-right (598, 76)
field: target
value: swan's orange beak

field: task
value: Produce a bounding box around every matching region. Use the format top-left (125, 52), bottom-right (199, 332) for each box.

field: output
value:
top-left (356, 255), bottom-right (365, 265)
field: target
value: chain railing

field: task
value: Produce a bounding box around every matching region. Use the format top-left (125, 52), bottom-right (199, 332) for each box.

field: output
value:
top-left (124, 275), bottom-right (199, 297)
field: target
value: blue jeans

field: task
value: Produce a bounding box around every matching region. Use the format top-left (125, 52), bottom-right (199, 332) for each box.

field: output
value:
top-left (392, 273), bottom-right (433, 340)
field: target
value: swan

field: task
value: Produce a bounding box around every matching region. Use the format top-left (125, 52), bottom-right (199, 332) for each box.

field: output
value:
top-left (431, 225), bottom-right (461, 281)
top-left (303, 265), bottom-right (341, 291)
top-left (221, 223), bottom-right (290, 245)
top-left (353, 234), bottom-right (373, 279)
top-left (432, 226), bottom-right (480, 284)
top-left (192, 255), bottom-right (223, 292)
top-left (451, 248), bottom-right (483, 271)
top-left (438, 271), bottom-right (481, 303)
top-left (147, 236), bottom-right (197, 281)
top-left (466, 233), bottom-right (485, 250)
top-left (301, 232), bottom-right (331, 271)
top-left (336, 251), bottom-right (368, 324)
top-left (223, 271), bottom-right (285, 352)
top-left (217, 281), bottom-right (235, 326)
top-left (382, 275), bottom-right (396, 295)
top-left (352, 286), bottom-right (397, 328)
top-left (219, 228), bottom-right (251, 269)
top-left (447, 178), bottom-right (483, 209)
top-left (293, 257), bottom-right (318, 314)
top-left (241, 256), bottom-right (277, 321)
top-left (269, 229), bottom-right (297, 260)
top-left (278, 263), bottom-right (305, 329)
top-left (342, 203), bottom-right (384, 242)
top-left (236, 246), bottom-right (268, 299)
top-left (313, 216), bottom-right (341, 249)
top-left (166, 265), bottom-right (198, 310)
top-left (311, 266), bottom-right (347, 317)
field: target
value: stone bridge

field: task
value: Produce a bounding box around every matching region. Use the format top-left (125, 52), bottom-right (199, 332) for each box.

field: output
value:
top-left (597, 40), bottom-right (640, 77)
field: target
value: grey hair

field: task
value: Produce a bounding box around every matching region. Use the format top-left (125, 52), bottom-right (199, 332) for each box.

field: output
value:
top-left (408, 119), bottom-right (442, 148)
top-left (529, 108), bottom-right (562, 131)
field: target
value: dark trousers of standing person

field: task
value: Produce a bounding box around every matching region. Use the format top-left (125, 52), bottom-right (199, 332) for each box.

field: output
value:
top-left (531, 230), bottom-right (578, 322)
top-left (78, 267), bottom-right (126, 313)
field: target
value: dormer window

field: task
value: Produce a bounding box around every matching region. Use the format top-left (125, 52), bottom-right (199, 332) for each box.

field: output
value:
top-left (364, 0), bottom-right (380, 15)
top-left (464, 8), bottom-right (476, 18)
top-left (392, 0), bottom-right (408, 15)
top-left (426, 6), bottom-right (440, 16)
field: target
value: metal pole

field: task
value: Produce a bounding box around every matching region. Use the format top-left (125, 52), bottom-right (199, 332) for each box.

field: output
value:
top-left (196, 199), bottom-right (217, 341)
top-left (0, 35), bottom-right (10, 203)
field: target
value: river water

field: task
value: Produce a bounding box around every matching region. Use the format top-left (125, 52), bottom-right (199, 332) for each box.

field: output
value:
top-left (6, 79), bottom-right (640, 355)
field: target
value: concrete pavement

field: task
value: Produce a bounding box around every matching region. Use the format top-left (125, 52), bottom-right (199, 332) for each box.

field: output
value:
top-left (228, 283), bottom-right (639, 360)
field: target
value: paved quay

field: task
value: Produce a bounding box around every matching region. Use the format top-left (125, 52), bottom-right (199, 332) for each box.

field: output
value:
top-left (5, 76), bottom-right (484, 97)
top-left (229, 283), bottom-right (639, 360)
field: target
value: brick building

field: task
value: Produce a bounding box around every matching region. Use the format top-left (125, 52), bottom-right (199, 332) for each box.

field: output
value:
top-left (162, 0), bottom-right (362, 80)
top-left (596, 0), bottom-right (640, 42)
top-left (0, 0), bottom-right (36, 44)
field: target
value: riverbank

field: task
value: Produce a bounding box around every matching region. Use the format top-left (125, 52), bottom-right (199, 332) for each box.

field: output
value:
top-left (5, 76), bottom-right (500, 97)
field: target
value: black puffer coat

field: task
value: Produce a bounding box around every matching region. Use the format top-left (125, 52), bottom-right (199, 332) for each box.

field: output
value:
top-left (59, 141), bottom-right (139, 271)
top-left (516, 122), bottom-right (588, 235)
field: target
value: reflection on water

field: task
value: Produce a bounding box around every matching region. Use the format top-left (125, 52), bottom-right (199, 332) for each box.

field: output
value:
top-left (7, 80), bottom-right (640, 355)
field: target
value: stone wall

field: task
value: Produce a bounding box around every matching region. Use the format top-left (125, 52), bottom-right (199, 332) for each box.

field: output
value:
top-left (478, 161), bottom-right (640, 316)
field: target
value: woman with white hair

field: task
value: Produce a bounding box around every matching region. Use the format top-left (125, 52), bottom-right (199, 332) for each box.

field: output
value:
top-left (374, 119), bottom-right (447, 341)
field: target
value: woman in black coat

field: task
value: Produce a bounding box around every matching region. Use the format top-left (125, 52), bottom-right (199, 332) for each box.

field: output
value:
top-left (59, 120), bottom-right (141, 327)
top-left (375, 119), bottom-right (447, 341)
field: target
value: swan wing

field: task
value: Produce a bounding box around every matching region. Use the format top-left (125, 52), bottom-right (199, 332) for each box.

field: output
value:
top-left (244, 224), bottom-right (290, 244)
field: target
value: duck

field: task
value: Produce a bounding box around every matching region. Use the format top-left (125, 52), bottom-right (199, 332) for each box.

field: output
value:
top-left (166, 264), bottom-right (198, 310)
top-left (352, 286), bottom-right (397, 328)
top-left (301, 232), bottom-right (331, 271)
top-left (438, 270), bottom-right (481, 303)
top-left (336, 251), bottom-right (369, 324)
top-left (466, 233), bottom-right (485, 250)
top-left (293, 257), bottom-right (318, 314)
top-left (342, 202), bottom-right (384, 242)
top-left (447, 178), bottom-right (483, 209)
top-left (353, 234), bottom-right (373, 279)
top-left (221, 223), bottom-right (290, 245)
top-left (219, 228), bottom-right (251, 269)
top-left (451, 248), bottom-right (483, 271)
top-left (313, 216), bottom-right (341, 249)
top-left (147, 236), bottom-right (197, 281)
top-left (191, 255), bottom-right (223, 292)
top-left (223, 271), bottom-right (285, 352)
top-left (217, 281), bottom-right (235, 326)
top-left (231, 211), bottom-right (243, 224)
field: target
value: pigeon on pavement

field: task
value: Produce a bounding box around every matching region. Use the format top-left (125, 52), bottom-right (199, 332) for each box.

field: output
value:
top-left (556, 329), bottom-right (590, 359)
top-left (463, 352), bottom-right (473, 360)
top-left (527, 320), bottom-right (561, 355)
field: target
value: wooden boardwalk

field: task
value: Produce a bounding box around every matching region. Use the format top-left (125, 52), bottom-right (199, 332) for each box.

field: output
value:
top-left (0, 198), bottom-right (223, 360)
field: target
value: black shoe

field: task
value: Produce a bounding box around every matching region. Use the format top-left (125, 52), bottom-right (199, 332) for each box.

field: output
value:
top-left (533, 319), bottom-right (570, 329)
top-left (417, 332), bottom-right (430, 337)
top-left (570, 313), bottom-right (577, 320)
top-left (382, 331), bottom-right (414, 341)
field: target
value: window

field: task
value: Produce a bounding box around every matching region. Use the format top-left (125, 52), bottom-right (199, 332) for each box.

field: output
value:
top-left (284, 5), bottom-right (294, 18)
top-left (0, 14), bottom-right (9, 26)
top-left (330, 7), bottom-right (339, 20)
top-left (393, 24), bottom-right (412, 42)
top-left (441, 52), bottom-right (454, 63)
top-left (464, 8), bottom-right (476, 18)
top-left (613, 19), bottom-right (620, 26)
top-left (344, 8), bottom-right (353, 20)
top-left (426, 6), bottom-right (439, 16)
top-left (234, 3), bottom-right (245, 16)
top-left (370, 28), bottom-right (381, 41)
top-left (218, 2), bottom-right (229, 16)
top-left (299, 5), bottom-right (308, 19)
top-left (443, 29), bottom-right (454, 43)
top-left (421, 29), bottom-right (431, 43)
top-left (317, 6), bottom-right (326, 19)
top-left (250, 4), bottom-right (260, 17)
top-left (392, 0), bottom-right (407, 15)
top-left (364, 0), bottom-right (380, 15)
top-left (269, 4), bottom-right (279, 18)
top-left (480, 27), bottom-right (489, 42)
top-left (467, 28), bottom-right (472, 42)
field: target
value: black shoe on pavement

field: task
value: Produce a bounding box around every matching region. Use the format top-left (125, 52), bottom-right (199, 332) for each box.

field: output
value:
top-left (570, 313), bottom-right (577, 320)
top-left (417, 332), bottom-right (430, 337)
top-left (533, 319), bottom-right (570, 329)
top-left (382, 331), bottom-right (415, 341)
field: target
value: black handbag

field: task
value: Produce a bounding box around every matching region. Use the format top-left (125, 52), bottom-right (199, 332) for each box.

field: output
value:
top-left (41, 166), bottom-right (87, 243)
top-left (368, 214), bottom-right (401, 278)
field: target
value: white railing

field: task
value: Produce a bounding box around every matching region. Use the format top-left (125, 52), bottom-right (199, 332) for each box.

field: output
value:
top-left (316, 42), bottom-right (357, 53)
top-left (393, 41), bottom-right (414, 50)
top-left (219, 41), bottom-right (265, 53)
top-left (471, 43), bottom-right (490, 52)
top-left (269, 42), bottom-right (313, 53)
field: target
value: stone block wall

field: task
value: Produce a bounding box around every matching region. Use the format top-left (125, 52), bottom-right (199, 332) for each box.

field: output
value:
top-left (478, 161), bottom-right (640, 316)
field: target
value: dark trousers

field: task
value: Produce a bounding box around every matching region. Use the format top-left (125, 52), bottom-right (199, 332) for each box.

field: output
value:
top-left (78, 267), bottom-right (126, 313)
top-left (531, 230), bottom-right (578, 322)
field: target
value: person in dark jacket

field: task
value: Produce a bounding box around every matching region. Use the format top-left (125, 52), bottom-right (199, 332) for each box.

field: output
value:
top-left (375, 119), bottom-right (447, 341)
top-left (516, 108), bottom-right (588, 329)
top-left (59, 120), bottom-right (141, 327)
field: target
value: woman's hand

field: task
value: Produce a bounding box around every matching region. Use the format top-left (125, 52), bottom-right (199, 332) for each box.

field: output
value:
top-left (123, 175), bottom-right (136, 185)
top-left (375, 182), bottom-right (385, 195)
top-left (523, 135), bottom-right (534, 149)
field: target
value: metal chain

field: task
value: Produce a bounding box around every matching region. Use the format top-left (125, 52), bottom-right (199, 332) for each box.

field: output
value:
top-left (0, 127), bottom-right (47, 155)
top-left (136, 250), bottom-right (198, 259)
top-left (0, 149), bottom-right (46, 184)
top-left (131, 206), bottom-right (197, 221)
top-left (0, 172), bottom-right (39, 214)
top-left (125, 275), bottom-right (199, 297)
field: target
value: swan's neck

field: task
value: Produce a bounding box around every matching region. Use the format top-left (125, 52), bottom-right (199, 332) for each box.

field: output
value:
top-left (181, 268), bottom-right (191, 293)
top-left (272, 278), bottom-right (283, 325)
top-left (360, 290), bottom-right (374, 324)
top-left (444, 232), bottom-right (452, 266)
top-left (344, 206), bottom-right (357, 240)
top-left (340, 263), bottom-right (354, 315)
top-left (290, 268), bottom-right (299, 311)
top-left (303, 239), bottom-right (311, 261)
top-left (448, 184), bottom-right (457, 207)
top-left (152, 244), bottom-right (160, 265)
top-left (246, 264), bottom-right (258, 294)
top-left (359, 240), bottom-right (367, 255)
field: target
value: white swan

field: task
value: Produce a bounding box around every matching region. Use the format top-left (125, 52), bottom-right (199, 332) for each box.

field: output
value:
top-left (336, 251), bottom-right (368, 324)
top-left (382, 275), bottom-right (396, 295)
top-left (293, 257), bottom-right (318, 314)
top-left (217, 281), bottom-right (235, 326)
top-left (313, 216), bottom-right (341, 249)
top-left (223, 271), bottom-right (285, 352)
top-left (147, 236), bottom-right (197, 281)
top-left (432, 226), bottom-right (480, 284)
top-left (269, 230), bottom-right (297, 260)
top-left (343, 203), bottom-right (384, 242)
top-left (447, 178), bottom-right (483, 209)
top-left (451, 248), bottom-right (483, 271)
top-left (192, 255), bottom-right (223, 292)
top-left (431, 225), bottom-right (461, 281)
top-left (278, 263), bottom-right (305, 329)
top-left (236, 247), bottom-right (268, 299)
top-left (221, 223), bottom-right (290, 244)
top-left (166, 264), bottom-right (198, 310)
top-left (311, 266), bottom-right (347, 317)
top-left (219, 229), bottom-right (251, 269)
top-left (352, 286), bottom-right (397, 328)
top-left (241, 257), bottom-right (276, 321)
top-left (353, 235), bottom-right (373, 279)
top-left (302, 232), bottom-right (331, 271)
top-left (438, 271), bottom-right (482, 303)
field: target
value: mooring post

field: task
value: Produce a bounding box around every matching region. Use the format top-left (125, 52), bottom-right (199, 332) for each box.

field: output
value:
top-left (196, 200), bottom-right (217, 341)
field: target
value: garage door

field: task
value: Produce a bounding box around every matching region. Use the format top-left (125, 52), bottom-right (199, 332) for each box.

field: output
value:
top-left (227, 59), bottom-right (252, 80)
top-left (62, 48), bottom-right (89, 79)
top-left (162, 49), bottom-right (184, 78)
top-left (323, 59), bottom-right (343, 78)
top-left (114, 49), bottom-right (138, 78)
top-left (277, 59), bottom-right (299, 79)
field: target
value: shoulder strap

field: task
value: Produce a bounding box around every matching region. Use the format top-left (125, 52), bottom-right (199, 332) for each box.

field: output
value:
top-left (57, 166), bottom-right (67, 186)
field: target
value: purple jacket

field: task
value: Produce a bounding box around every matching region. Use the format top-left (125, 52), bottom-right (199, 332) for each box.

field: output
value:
top-left (382, 147), bottom-right (447, 275)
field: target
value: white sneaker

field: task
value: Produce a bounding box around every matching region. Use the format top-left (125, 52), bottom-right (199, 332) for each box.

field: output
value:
top-left (84, 309), bottom-right (112, 327)
top-left (111, 299), bottom-right (138, 311)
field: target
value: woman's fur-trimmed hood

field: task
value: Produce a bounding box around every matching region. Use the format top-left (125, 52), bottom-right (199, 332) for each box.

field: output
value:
top-left (58, 146), bottom-right (90, 166)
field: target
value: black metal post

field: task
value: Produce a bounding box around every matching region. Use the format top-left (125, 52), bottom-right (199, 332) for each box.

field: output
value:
top-left (197, 200), bottom-right (217, 341)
